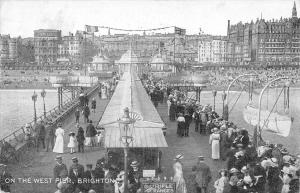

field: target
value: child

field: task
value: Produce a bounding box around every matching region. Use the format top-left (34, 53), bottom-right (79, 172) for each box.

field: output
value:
top-left (214, 169), bottom-right (230, 193)
top-left (96, 131), bottom-right (103, 147)
top-left (67, 132), bottom-right (76, 154)
top-left (279, 169), bottom-right (292, 193)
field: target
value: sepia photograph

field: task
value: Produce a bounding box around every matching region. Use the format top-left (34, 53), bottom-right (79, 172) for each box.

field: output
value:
top-left (0, 0), bottom-right (300, 192)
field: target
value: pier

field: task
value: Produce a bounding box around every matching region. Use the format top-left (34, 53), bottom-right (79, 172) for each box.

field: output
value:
top-left (1, 71), bottom-right (228, 193)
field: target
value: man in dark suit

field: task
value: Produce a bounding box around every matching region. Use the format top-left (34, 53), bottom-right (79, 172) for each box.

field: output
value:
top-left (53, 156), bottom-right (68, 183)
top-left (69, 157), bottom-right (84, 177)
top-left (36, 120), bottom-right (46, 151)
top-left (192, 156), bottom-right (211, 193)
top-left (184, 111), bottom-right (192, 137)
top-left (93, 161), bottom-right (105, 193)
top-left (45, 122), bottom-right (55, 152)
top-left (193, 108), bottom-right (201, 132)
top-left (75, 108), bottom-right (80, 124)
top-left (0, 164), bottom-right (13, 193)
top-left (128, 161), bottom-right (142, 192)
top-left (81, 164), bottom-right (94, 192)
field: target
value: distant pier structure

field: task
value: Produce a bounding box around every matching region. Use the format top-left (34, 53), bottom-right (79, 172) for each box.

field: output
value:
top-left (49, 72), bottom-right (98, 109)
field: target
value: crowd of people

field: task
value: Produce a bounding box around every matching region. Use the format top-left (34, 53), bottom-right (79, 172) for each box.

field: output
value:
top-left (203, 68), bottom-right (300, 90)
top-left (141, 75), bottom-right (300, 193)
top-left (51, 154), bottom-right (146, 193)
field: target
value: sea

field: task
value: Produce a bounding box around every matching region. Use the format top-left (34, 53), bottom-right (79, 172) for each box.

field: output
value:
top-left (0, 88), bottom-right (299, 155)
top-left (0, 89), bottom-right (58, 138)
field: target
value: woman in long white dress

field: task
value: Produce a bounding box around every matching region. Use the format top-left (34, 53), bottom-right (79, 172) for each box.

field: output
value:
top-left (53, 123), bottom-right (64, 154)
top-left (173, 155), bottom-right (187, 193)
top-left (101, 86), bottom-right (107, 99)
top-left (209, 128), bottom-right (220, 160)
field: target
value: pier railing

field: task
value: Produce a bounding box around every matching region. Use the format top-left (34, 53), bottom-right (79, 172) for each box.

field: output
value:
top-left (0, 84), bottom-right (100, 148)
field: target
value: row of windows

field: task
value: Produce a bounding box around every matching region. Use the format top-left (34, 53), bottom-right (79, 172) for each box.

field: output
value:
top-left (259, 49), bottom-right (300, 53)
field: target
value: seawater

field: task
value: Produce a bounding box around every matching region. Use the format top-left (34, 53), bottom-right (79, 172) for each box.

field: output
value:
top-left (0, 89), bottom-right (58, 138)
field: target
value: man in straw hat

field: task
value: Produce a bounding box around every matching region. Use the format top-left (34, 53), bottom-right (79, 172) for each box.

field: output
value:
top-left (53, 155), bottom-right (68, 183)
top-left (267, 157), bottom-right (281, 193)
top-left (128, 161), bottom-right (142, 193)
top-left (0, 164), bottom-right (12, 193)
top-left (69, 157), bottom-right (84, 178)
top-left (114, 171), bottom-right (126, 193)
top-left (45, 122), bottom-right (55, 152)
top-left (192, 156), bottom-right (211, 193)
top-left (177, 113), bottom-right (185, 137)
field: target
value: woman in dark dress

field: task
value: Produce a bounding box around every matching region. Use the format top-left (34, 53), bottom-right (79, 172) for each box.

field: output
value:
top-left (169, 101), bottom-right (176, 121)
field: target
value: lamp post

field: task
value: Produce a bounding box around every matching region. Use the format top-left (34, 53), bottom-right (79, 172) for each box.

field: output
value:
top-left (32, 91), bottom-right (38, 123)
top-left (118, 107), bottom-right (135, 193)
top-left (198, 87), bottom-right (202, 104)
top-left (221, 91), bottom-right (227, 119)
top-left (212, 90), bottom-right (217, 111)
top-left (41, 89), bottom-right (46, 118)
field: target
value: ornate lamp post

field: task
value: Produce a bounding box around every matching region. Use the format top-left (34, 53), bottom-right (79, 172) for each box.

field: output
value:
top-left (198, 87), bottom-right (203, 104)
top-left (118, 107), bottom-right (135, 193)
top-left (221, 91), bottom-right (227, 119)
top-left (212, 90), bottom-right (217, 111)
top-left (41, 89), bottom-right (46, 118)
top-left (32, 91), bottom-right (38, 123)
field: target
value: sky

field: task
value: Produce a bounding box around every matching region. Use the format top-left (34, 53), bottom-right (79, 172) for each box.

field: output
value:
top-left (0, 0), bottom-right (298, 37)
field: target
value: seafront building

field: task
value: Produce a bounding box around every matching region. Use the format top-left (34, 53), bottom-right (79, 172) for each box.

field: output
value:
top-left (96, 33), bottom-right (198, 64)
top-left (0, 35), bottom-right (19, 66)
top-left (197, 35), bottom-right (227, 63)
top-left (227, 2), bottom-right (300, 64)
top-left (34, 29), bottom-right (62, 66)
top-left (58, 31), bottom-right (96, 65)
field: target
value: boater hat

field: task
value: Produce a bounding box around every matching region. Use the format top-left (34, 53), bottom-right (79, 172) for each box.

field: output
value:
top-left (130, 161), bottom-right (139, 167)
top-left (55, 155), bottom-right (62, 161)
top-left (198, 156), bottom-right (205, 160)
top-left (72, 157), bottom-right (78, 162)
top-left (174, 154), bottom-right (183, 160)
top-left (230, 168), bottom-right (239, 174)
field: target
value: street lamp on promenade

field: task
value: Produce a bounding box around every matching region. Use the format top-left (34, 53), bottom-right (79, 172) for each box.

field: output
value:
top-left (118, 107), bottom-right (135, 193)
top-left (212, 90), bottom-right (217, 111)
top-left (197, 87), bottom-right (203, 104)
top-left (32, 91), bottom-right (38, 124)
top-left (221, 91), bottom-right (227, 119)
top-left (41, 89), bottom-right (46, 118)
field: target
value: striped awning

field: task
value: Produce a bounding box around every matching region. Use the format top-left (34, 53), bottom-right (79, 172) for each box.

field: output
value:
top-left (99, 70), bottom-right (168, 148)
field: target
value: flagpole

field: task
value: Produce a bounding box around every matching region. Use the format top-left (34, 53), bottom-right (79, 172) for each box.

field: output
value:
top-left (173, 27), bottom-right (176, 65)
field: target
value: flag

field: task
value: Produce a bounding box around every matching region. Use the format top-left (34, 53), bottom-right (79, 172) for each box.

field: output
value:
top-left (85, 25), bottom-right (99, 33)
